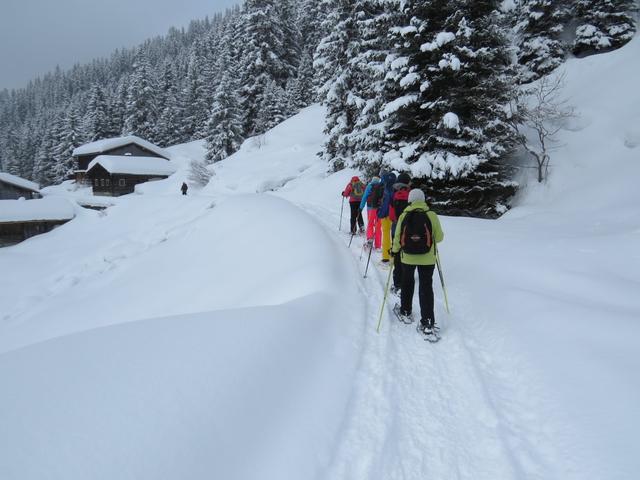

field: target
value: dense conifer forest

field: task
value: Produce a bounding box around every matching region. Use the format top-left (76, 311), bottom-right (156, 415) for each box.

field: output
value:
top-left (0, 0), bottom-right (636, 216)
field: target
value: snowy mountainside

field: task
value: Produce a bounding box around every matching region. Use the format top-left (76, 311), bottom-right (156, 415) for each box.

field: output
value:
top-left (1, 41), bottom-right (640, 480)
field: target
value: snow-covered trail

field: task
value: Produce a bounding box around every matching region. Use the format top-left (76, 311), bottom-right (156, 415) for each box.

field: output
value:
top-left (283, 195), bottom-right (584, 480)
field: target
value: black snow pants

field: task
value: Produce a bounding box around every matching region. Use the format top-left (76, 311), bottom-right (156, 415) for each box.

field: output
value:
top-left (400, 263), bottom-right (435, 327)
top-left (349, 202), bottom-right (364, 234)
top-left (393, 252), bottom-right (402, 289)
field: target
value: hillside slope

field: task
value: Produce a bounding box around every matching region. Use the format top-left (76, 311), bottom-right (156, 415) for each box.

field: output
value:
top-left (1, 38), bottom-right (639, 480)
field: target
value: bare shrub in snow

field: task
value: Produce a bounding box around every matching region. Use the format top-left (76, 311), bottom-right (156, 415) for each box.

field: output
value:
top-left (510, 73), bottom-right (575, 183)
top-left (188, 160), bottom-right (214, 187)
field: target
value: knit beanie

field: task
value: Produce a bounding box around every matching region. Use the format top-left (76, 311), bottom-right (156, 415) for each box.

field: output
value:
top-left (408, 188), bottom-right (425, 204)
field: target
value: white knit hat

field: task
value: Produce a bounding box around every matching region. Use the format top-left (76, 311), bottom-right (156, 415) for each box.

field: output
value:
top-left (408, 188), bottom-right (425, 204)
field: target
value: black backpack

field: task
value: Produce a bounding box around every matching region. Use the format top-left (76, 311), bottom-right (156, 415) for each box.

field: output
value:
top-left (367, 183), bottom-right (383, 209)
top-left (401, 209), bottom-right (433, 254)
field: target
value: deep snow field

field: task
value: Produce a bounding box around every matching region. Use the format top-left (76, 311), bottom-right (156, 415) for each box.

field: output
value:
top-left (1, 39), bottom-right (639, 480)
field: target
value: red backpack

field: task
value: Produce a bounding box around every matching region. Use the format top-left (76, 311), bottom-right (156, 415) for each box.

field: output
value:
top-left (391, 187), bottom-right (409, 222)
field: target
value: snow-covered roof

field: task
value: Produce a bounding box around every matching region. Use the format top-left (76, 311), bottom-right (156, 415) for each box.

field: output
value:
top-left (0, 197), bottom-right (75, 223)
top-left (0, 172), bottom-right (40, 193)
top-left (87, 156), bottom-right (177, 176)
top-left (72, 136), bottom-right (170, 160)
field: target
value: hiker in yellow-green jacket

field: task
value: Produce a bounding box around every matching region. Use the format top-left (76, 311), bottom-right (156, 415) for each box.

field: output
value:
top-left (391, 188), bottom-right (444, 340)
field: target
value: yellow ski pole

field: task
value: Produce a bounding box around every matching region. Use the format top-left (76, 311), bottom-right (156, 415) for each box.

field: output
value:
top-left (376, 264), bottom-right (394, 333)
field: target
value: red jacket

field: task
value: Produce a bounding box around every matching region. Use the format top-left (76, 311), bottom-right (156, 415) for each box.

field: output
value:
top-left (342, 177), bottom-right (365, 203)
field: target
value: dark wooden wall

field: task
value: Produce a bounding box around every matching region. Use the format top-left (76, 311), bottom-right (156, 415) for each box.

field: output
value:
top-left (87, 165), bottom-right (167, 197)
top-left (0, 181), bottom-right (39, 200)
top-left (0, 220), bottom-right (70, 247)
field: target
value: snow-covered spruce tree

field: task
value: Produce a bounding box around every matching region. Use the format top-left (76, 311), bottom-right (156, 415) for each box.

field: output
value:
top-left (110, 79), bottom-right (129, 137)
top-left (204, 74), bottom-right (244, 163)
top-left (383, 0), bottom-right (518, 218)
top-left (181, 39), bottom-right (215, 141)
top-left (348, 0), bottom-right (399, 172)
top-left (33, 119), bottom-right (58, 186)
top-left (286, 50), bottom-right (316, 113)
top-left (84, 84), bottom-right (111, 142)
top-left (314, 0), bottom-right (360, 170)
top-left (573, 0), bottom-right (638, 57)
top-left (239, 0), bottom-right (298, 135)
top-left (1, 127), bottom-right (24, 176)
top-left (297, 0), bottom-right (328, 56)
top-left (255, 79), bottom-right (288, 133)
top-left (515, 0), bottom-right (571, 83)
top-left (156, 90), bottom-right (185, 148)
top-left (52, 106), bottom-right (82, 182)
top-left (155, 63), bottom-right (185, 147)
top-left (277, 0), bottom-right (302, 77)
top-left (123, 49), bottom-right (158, 141)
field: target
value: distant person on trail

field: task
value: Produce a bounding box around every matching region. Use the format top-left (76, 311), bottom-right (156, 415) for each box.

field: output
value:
top-left (389, 172), bottom-right (411, 293)
top-left (342, 176), bottom-right (365, 235)
top-left (391, 188), bottom-right (444, 340)
top-left (181, 182), bottom-right (188, 196)
top-left (359, 176), bottom-right (383, 249)
top-left (377, 172), bottom-right (397, 263)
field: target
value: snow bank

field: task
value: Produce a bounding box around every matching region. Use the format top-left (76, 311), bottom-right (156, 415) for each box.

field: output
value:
top-left (0, 294), bottom-right (358, 480)
top-left (0, 188), bottom-right (364, 479)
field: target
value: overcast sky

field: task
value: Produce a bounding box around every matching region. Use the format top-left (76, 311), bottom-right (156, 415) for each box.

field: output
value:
top-left (0, 0), bottom-right (240, 91)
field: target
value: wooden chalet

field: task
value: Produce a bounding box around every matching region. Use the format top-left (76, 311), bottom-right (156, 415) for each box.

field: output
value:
top-left (86, 155), bottom-right (176, 196)
top-left (0, 172), bottom-right (41, 200)
top-left (0, 197), bottom-right (75, 247)
top-left (72, 135), bottom-right (170, 183)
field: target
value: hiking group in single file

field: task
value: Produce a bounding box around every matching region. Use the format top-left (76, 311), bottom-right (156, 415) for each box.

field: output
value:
top-left (342, 172), bottom-right (445, 343)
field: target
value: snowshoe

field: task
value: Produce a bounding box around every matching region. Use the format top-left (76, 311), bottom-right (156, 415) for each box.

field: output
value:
top-left (392, 303), bottom-right (413, 324)
top-left (417, 323), bottom-right (441, 343)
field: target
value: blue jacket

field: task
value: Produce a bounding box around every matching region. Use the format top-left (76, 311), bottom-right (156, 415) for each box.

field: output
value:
top-left (377, 172), bottom-right (397, 219)
top-left (359, 178), bottom-right (382, 211)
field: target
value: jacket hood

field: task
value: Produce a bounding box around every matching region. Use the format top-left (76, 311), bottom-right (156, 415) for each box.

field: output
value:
top-left (381, 172), bottom-right (397, 187)
top-left (351, 176), bottom-right (360, 182)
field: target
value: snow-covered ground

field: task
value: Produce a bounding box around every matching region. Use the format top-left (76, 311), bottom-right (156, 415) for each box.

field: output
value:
top-left (1, 38), bottom-right (639, 480)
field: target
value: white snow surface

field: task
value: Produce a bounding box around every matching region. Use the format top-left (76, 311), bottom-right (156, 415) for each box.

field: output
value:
top-left (73, 135), bottom-right (170, 159)
top-left (2, 37), bottom-right (640, 480)
top-left (0, 197), bottom-right (75, 222)
top-left (0, 171), bottom-right (40, 192)
top-left (87, 155), bottom-right (177, 176)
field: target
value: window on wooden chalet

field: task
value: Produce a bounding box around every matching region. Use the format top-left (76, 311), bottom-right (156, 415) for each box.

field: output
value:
top-left (106, 179), bottom-right (110, 186)
top-left (94, 179), bottom-right (99, 187)
top-left (119, 179), bottom-right (125, 187)
top-left (100, 179), bottom-right (105, 187)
